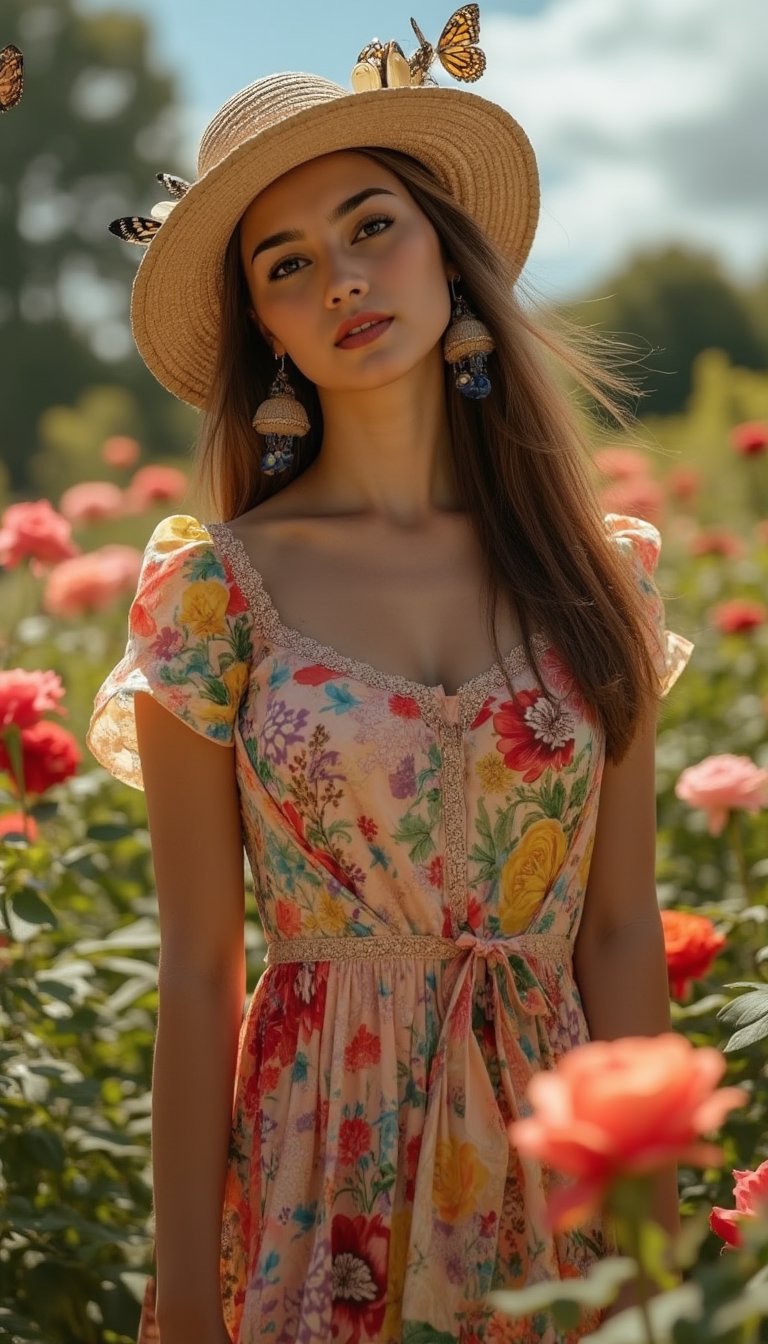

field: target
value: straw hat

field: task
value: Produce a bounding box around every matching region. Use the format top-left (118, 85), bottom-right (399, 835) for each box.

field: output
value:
top-left (116, 11), bottom-right (540, 409)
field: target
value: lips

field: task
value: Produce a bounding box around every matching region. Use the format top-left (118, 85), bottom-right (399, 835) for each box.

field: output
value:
top-left (334, 311), bottom-right (391, 345)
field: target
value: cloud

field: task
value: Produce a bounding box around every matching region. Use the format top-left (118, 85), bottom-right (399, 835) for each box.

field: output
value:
top-left (480, 0), bottom-right (768, 297)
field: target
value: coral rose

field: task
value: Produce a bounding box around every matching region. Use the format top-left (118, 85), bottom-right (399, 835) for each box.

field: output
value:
top-left (509, 1033), bottom-right (747, 1231)
top-left (710, 1160), bottom-right (768, 1248)
top-left (124, 464), bottom-right (188, 511)
top-left (675, 754), bottom-right (768, 837)
top-left (43, 545), bottom-right (142, 618)
top-left (101, 435), bottom-right (141, 468)
top-left (0, 811), bottom-right (39, 842)
top-left (660, 910), bottom-right (726, 999)
top-left (593, 447), bottom-right (650, 480)
top-left (499, 818), bottom-right (567, 935)
top-left (730, 422), bottom-right (768, 457)
top-left (710, 599), bottom-right (766, 634)
top-left (0, 500), bottom-right (79, 568)
top-left (0, 720), bottom-right (80, 796)
top-left (0, 669), bottom-right (66, 730)
top-left (59, 481), bottom-right (124, 525)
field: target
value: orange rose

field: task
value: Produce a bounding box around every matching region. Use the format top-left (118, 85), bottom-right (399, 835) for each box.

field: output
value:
top-left (509, 1033), bottom-right (747, 1231)
top-left (660, 909), bottom-right (726, 999)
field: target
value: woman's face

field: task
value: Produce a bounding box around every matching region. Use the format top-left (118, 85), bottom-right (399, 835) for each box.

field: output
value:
top-left (239, 150), bottom-right (453, 392)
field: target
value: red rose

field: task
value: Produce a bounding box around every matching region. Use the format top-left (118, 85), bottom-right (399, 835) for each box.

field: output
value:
top-left (0, 720), bottom-right (80, 796)
top-left (710, 599), bottom-right (766, 635)
top-left (493, 690), bottom-right (576, 782)
top-left (0, 500), bottom-right (79, 569)
top-left (711, 1160), bottom-right (768, 1248)
top-left (660, 910), bottom-right (726, 999)
top-left (730, 422), bottom-right (768, 457)
top-left (0, 669), bottom-right (66, 730)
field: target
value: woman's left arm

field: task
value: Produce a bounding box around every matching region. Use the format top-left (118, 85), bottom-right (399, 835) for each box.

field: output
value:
top-left (573, 700), bottom-right (679, 1238)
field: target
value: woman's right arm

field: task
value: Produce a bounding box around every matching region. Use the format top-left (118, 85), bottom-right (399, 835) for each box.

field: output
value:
top-left (135, 690), bottom-right (246, 1344)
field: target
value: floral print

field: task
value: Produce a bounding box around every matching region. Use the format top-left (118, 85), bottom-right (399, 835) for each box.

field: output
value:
top-left (86, 511), bottom-right (693, 1344)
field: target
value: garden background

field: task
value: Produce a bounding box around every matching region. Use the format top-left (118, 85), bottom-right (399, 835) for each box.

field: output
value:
top-left (1, 0), bottom-right (768, 1341)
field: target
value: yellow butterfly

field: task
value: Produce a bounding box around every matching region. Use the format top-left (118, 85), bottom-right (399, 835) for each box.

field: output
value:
top-left (0, 44), bottom-right (23, 112)
top-left (409, 4), bottom-right (486, 85)
top-left (351, 38), bottom-right (413, 91)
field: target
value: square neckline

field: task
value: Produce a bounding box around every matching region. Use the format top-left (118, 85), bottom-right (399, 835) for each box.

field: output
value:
top-left (206, 519), bottom-right (549, 714)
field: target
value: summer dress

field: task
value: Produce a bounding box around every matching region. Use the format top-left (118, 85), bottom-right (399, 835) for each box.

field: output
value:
top-left (86, 511), bottom-right (693, 1344)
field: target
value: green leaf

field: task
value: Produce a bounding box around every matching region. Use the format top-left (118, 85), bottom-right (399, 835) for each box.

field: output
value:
top-left (717, 988), bottom-right (768, 1028)
top-left (723, 1012), bottom-right (768, 1052)
top-left (580, 1283), bottom-right (702, 1343)
top-left (489, 1257), bottom-right (636, 1316)
top-left (392, 815), bottom-right (435, 864)
top-left (402, 1324), bottom-right (457, 1344)
top-left (10, 886), bottom-right (57, 927)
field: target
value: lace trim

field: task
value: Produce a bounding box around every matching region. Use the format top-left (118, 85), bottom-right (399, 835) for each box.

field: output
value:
top-left (264, 931), bottom-right (572, 965)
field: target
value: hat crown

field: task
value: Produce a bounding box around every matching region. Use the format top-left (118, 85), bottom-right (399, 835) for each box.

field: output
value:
top-left (197, 72), bottom-right (349, 177)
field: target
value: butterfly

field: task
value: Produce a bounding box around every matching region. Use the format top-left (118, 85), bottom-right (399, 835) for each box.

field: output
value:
top-left (409, 4), bottom-right (486, 85)
top-left (108, 171), bottom-right (191, 245)
top-left (0, 43), bottom-right (24, 112)
top-left (351, 38), bottom-right (413, 92)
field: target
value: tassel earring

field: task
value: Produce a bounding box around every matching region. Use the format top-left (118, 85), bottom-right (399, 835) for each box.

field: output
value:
top-left (443, 276), bottom-right (494, 399)
top-left (251, 353), bottom-right (310, 476)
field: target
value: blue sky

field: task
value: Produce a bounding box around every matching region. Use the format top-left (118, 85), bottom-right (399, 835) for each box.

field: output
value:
top-left (76, 0), bottom-right (766, 302)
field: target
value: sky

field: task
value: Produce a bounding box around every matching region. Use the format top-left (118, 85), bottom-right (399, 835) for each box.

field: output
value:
top-left (77, 0), bottom-right (768, 302)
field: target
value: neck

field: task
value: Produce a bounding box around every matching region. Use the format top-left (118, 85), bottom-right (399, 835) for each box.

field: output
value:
top-left (302, 345), bottom-right (462, 526)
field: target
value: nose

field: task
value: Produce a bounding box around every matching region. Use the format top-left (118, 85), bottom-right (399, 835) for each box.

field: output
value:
top-left (323, 257), bottom-right (369, 309)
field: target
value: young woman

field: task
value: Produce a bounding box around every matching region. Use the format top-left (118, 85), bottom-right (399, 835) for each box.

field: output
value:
top-left (87, 10), bottom-right (693, 1343)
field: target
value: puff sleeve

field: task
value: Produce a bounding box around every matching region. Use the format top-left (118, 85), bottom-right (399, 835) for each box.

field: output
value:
top-left (86, 514), bottom-right (254, 790)
top-left (604, 513), bottom-right (694, 696)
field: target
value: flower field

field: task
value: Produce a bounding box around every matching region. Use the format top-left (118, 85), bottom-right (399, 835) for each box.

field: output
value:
top-left (1, 354), bottom-right (768, 1342)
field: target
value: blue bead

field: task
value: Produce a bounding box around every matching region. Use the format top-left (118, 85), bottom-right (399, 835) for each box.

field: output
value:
top-left (459, 374), bottom-right (492, 400)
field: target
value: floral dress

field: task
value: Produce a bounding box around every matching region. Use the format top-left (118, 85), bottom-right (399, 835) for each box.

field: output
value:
top-left (87, 511), bottom-right (692, 1344)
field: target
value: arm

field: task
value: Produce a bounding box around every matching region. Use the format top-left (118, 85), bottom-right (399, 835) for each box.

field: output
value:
top-left (573, 702), bottom-right (679, 1239)
top-left (135, 691), bottom-right (245, 1343)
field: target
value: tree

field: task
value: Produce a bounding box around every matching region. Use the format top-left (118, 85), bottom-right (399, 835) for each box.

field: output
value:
top-left (0, 0), bottom-right (196, 494)
top-left (562, 246), bottom-right (768, 417)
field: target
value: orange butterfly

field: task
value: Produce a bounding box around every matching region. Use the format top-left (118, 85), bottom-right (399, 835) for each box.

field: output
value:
top-left (0, 44), bottom-right (23, 112)
top-left (409, 4), bottom-right (486, 85)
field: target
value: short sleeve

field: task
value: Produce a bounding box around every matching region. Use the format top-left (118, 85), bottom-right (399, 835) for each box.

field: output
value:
top-left (86, 514), bottom-right (254, 790)
top-left (604, 513), bottom-right (694, 697)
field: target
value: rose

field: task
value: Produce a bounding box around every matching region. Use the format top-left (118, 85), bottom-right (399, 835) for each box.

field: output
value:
top-left (667, 466), bottom-right (700, 503)
top-left (0, 811), bottom-right (39, 842)
top-left (0, 720), bottom-right (80, 796)
top-left (675, 754), bottom-right (768, 837)
top-left (730, 422), bottom-right (768, 457)
top-left (710, 1161), bottom-right (768, 1248)
top-left (101, 435), bottom-right (141, 468)
top-left (43, 546), bottom-right (142, 618)
top-left (123, 464), bottom-right (188, 511)
top-left (509, 1033), bottom-right (746, 1230)
top-left (598, 477), bottom-right (665, 526)
top-left (593, 447), bottom-right (651, 480)
top-left (58, 481), bottom-right (124, 525)
top-left (0, 500), bottom-right (79, 569)
top-left (689, 529), bottom-right (744, 558)
top-left (660, 910), bottom-right (726, 1000)
top-left (498, 818), bottom-right (567, 935)
top-left (0, 669), bottom-right (66, 730)
top-left (710, 599), bottom-right (766, 634)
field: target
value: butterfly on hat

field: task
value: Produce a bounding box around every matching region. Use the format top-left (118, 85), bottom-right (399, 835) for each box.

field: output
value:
top-left (0, 43), bottom-right (24, 112)
top-left (351, 4), bottom-right (485, 92)
top-left (108, 172), bottom-right (191, 245)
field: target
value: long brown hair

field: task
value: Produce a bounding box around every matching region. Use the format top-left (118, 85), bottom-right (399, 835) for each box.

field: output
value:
top-left (191, 147), bottom-right (664, 761)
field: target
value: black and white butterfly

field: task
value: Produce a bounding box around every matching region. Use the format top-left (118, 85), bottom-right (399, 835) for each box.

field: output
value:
top-left (108, 172), bottom-right (191, 245)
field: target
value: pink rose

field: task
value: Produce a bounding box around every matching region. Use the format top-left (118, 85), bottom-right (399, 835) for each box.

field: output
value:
top-left (43, 545), bottom-right (142, 618)
top-left (509, 1033), bottom-right (746, 1231)
top-left (599, 477), bottom-right (665, 527)
top-left (689, 529), bottom-right (744, 559)
top-left (0, 720), bottom-right (81, 796)
top-left (0, 500), bottom-right (79, 569)
top-left (0, 669), bottom-right (66, 730)
top-left (675, 754), bottom-right (768, 836)
top-left (59, 482), bottom-right (125, 525)
top-left (101, 435), bottom-right (141, 468)
top-left (666, 466), bottom-right (700, 503)
top-left (123, 464), bottom-right (188, 511)
top-left (594, 447), bottom-right (651, 480)
top-left (711, 1160), bottom-right (768, 1248)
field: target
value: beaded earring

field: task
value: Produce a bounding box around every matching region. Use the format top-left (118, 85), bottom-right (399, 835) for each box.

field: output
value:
top-left (251, 353), bottom-right (310, 476)
top-left (442, 276), bottom-right (495, 399)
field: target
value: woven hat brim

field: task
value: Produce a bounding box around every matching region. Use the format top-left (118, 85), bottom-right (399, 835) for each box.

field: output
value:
top-left (130, 85), bottom-right (540, 409)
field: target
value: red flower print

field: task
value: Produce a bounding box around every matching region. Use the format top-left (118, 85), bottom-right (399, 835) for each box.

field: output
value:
top-left (466, 895), bottom-right (483, 931)
top-left (356, 814), bottom-right (378, 841)
top-left (275, 898), bottom-right (302, 937)
top-left (221, 558), bottom-right (249, 614)
top-left (493, 690), bottom-right (576, 783)
top-left (260, 1064), bottom-right (281, 1094)
top-left (470, 695), bottom-right (495, 731)
top-left (540, 648), bottom-right (585, 712)
top-left (427, 855), bottom-right (443, 888)
top-left (282, 800), bottom-right (306, 841)
top-left (293, 663), bottom-right (343, 685)
top-left (338, 1116), bottom-right (372, 1164)
top-left (405, 1133), bottom-right (423, 1201)
top-left (344, 1024), bottom-right (381, 1071)
top-left (388, 693), bottom-right (421, 718)
top-left (130, 598), bottom-right (157, 639)
top-left (313, 847), bottom-right (352, 889)
top-left (330, 1212), bottom-right (389, 1344)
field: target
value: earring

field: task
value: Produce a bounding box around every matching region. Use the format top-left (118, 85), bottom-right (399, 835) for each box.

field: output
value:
top-left (251, 353), bottom-right (310, 476)
top-left (443, 276), bottom-right (494, 399)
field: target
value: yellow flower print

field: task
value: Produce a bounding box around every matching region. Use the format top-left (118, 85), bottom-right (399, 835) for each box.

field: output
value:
top-left (180, 580), bottom-right (229, 637)
top-left (498, 817), bottom-right (567, 935)
top-left (382, 1208), bottom-right (412, 1339)
top-left (432, 1136), bottom-right (489, 1223)
top-left (196, 704), bottom-right (233, 728)
top-left (154, 515), bottom-right (210, 552)
top-left (222, 662), bottom-right (249, 704)
top-left (309, 889), bottom-right (348, 936)
top-left (475, 751), bottom-right (515, 794)
top-left (578, 833), bottom-right (595, 891)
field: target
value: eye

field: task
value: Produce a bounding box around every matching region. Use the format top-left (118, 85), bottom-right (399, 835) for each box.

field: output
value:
top-left (355, 213), bottom-right (394, 240)
top-left (268, 254), bottom-right (307, 282)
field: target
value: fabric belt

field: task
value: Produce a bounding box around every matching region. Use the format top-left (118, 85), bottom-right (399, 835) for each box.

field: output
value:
top-left (264, 929), bottom-right (571, 965)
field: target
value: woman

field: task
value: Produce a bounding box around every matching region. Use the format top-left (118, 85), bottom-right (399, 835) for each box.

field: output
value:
top-left (87, 10), bottom-right (693, 1343)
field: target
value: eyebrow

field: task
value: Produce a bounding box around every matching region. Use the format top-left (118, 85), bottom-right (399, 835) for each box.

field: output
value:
top-left (250, 187), bottom-right (397, 263)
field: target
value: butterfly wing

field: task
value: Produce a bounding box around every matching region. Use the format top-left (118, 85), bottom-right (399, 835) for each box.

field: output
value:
top-left (384, 41), bottom-right (412, 88)
top-left (156, 172), bottom-right (190, 200)
top-left (436, 4), bottom-right (486, 83)
top-left (351, 59), bottom-right (382, 93)
top-left (0, 43), bottom-right (23, 112)
top-left (108, 215), bottom-right (161, 245)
